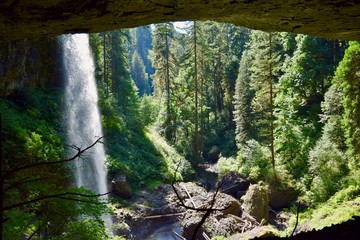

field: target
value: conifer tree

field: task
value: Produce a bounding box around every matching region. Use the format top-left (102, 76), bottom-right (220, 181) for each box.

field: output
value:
top-left (131, 50), bottom-right (149, 96)
top-left (275, 35), bottom-right (345, 178)
top-left (233, 50), bottom-right (254, 147)
top-left (248, 31), bottom-right (281, 170)
top-left (336, 41), bottom-right (360, 169)
top-left (150, 23), bottom-right (176, 141)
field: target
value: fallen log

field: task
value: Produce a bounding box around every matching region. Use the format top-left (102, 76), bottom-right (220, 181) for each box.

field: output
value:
top-left (144, 212), bottom-right (185, 219)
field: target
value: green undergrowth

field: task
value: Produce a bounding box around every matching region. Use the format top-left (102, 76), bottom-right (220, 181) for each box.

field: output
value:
top-left (281, 184), bottom-right (360, 237)
top-left (145, 127), bottom-right (193, 182)
top-left (101, 100), bottom-right (192, 191)
top-left (1, 89), bottom-right (65, 167)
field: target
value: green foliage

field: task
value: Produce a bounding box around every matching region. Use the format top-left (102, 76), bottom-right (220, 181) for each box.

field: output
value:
top-left (308, 138), bottom-right (349, 202)
top-left (216, 155), bottom-right (239, 174)
top-left (233, 50), bottom-right (254, 147)
top-left (238, 140), bottom-right (273, 181)
top-left (57, 217), bottom-right (107, 240)
top-left (100, 93), bottom-right (191, 189)
top-left (335, 41), bottom-right (360, 168)
top-left (146, 127), bottom-right (193, 181)
top-left (3, 210), bottom-right (34, 240)
top-left (217, 139), bottom-right (274, 181)
top-left (139, 94), bottom-right (160, 126)
top-left (211, 236), bottom-right (225, 240)
top-left (285, 186), bottom-right (360, 236)
top-left (1, 89), bottom-right (110, 239)
top-left (1, 89), bottom-right (64, 167)
top-left (131, 50), bottom-right (150, 95)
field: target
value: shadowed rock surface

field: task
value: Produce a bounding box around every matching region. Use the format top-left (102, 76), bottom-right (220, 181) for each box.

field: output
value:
top-left (0, 0), bottom-right (360, 41)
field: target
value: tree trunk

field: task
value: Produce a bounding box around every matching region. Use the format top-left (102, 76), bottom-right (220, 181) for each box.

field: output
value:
top-left (194, 21), bottom-right (200, 157)
top-left (103, 33), bottom-right (109, 97)
top-left (165, 26), bottom-right (172, 141)
top-left (269, 33), bottom-right (275, 171)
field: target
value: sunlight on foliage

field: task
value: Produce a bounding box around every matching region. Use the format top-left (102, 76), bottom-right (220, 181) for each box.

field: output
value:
top-left (146, 127), bottom-right (193, 181)
top-left (284, 186), bottom-right (360, 236)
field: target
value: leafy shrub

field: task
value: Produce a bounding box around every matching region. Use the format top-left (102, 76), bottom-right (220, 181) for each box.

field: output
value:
top-left (217, 140), bottom-right (274, 181)
top-left (139, 94), bottom-right (160, 126)
top-left (216, 156), bottom-right (239, 174)
top-left (308, 137), bottom-right (348, 203)
top-left (238, 139), bottom-right (272, 181)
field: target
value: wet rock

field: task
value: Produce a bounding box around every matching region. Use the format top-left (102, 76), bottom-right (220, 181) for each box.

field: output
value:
top-left (242, 182), bottom-right (269, 223)
top-left (1, 1), bottom-right (359, 41)
top-left (182, 211), bottom-right (206, 240)
top-left (226, 225), bottom-right (277, 240)
top-left (268, 185), bottom-right (299, 209)
top-left (112, 174), bottom-right (132, 199)
top-left (180, 182), bottom-right (243, 239)
top-left (207, 146), bottom-right (221, 163)
top-left (217, 172), bottom-right (250, 198)
top-left (113, 183), bottom-right (186, 239)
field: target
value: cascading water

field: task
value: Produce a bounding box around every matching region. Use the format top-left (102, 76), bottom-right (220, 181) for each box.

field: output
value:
top-left (62, 34), bottom-right (113, 232)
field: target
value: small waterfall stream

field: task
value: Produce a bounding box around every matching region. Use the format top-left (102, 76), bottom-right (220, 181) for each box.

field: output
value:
top-left (62, 34), bottom-right (113, 232)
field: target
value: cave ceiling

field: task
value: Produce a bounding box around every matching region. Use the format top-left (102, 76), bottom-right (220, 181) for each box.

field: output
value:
top-left (0, 0), bottom-right (359, 41)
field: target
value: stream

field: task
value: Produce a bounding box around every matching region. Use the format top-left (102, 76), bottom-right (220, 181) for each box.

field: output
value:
top-left (145, 221), bottom-right (182, 240)
top-left (124, 163), bottom-right (219, 240)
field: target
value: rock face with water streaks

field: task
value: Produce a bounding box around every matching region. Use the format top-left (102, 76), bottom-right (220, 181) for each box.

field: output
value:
top-left (0, 38), bottom-right (63, 96)
top-left (0, 0), bottom-right (359, 41)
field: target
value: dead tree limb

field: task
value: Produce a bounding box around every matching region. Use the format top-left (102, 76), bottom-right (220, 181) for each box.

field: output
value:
top-left (3, 191), bottom-right (111, 211)
top-left (171, 166), bottom-right (231, 240)
top-left (3, 137), bottom-right (103, 178)
top-left (291, 200), bottom-right (301, 237)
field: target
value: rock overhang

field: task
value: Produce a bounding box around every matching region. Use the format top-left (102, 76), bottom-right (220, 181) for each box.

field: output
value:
top-left (0, 0), bottom-right (359, 41)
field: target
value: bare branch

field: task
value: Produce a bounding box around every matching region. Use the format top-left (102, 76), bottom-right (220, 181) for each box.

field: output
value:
top-left (3, 137), bottom-right (103, 178)
top-left (4, 176), bottom-right (52, 192)
top-left (171, 164), bottom-right (231, 240)
top-left (290, 200), bottom-right (301, 237)
top-left (191, 174), bottom-right (230, 240)
top-left (3, 191), bottom-right (112, 211)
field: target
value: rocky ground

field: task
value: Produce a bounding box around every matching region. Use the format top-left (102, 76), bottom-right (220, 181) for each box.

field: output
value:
top-left (112, 167), bottom-right (298, 240)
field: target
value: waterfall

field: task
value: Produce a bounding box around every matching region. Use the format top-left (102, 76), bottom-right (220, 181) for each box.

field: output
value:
top-left (62, 34), bottom-right (113, 233)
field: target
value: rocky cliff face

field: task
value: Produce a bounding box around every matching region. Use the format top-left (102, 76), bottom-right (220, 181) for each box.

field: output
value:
top-left (0, 0), bottom-right (359, 41)
top-left (0, 38), bottom-right (63, 96)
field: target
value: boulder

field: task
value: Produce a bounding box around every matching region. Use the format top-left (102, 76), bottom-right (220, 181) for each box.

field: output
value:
top-left (242, 182), bottom-right (269, 223)
top-left (217, 172), bottom-right (250, 198)
top-left (181, 182), bottom-right (243, 239)
top-left (208, 146), bottom-right (221, 163)
top-left (268, 185), bottom-right (299, 209)
top-left (226, 225), bottom-right (277, 240)
top-left (112, 174), bottom-right (132, 199)
top-left (182, 211), bottom-right (207, 240)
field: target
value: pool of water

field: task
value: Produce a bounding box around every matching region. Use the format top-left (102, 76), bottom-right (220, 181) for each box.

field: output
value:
top-left (145, 221), bottom-right (182, 240)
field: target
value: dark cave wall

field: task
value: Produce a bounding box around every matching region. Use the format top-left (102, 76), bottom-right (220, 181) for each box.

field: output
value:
top-left (0, 0), bottom-right (359, 41)
top-left (0, 38), bottom-right (63, 96)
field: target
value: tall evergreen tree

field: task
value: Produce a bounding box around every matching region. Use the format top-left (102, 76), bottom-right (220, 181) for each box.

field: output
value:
top-left (131, 50), bottom-right (150, 96)
top-left (275, 35), bottom-right (345, 178)
top-left (130, 26), bottom-right (155, 91)
top-left (150, 23), bottom-right (176, 141)
top-left (336, 41), bottom-right (360, 169)
top-left (248, 31), bottom-right (282, 170)
top-left (233, 50), bottom-right (254, 147)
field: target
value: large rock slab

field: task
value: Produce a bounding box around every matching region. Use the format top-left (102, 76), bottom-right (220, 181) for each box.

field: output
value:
top-left (179, 182), bottom-right (243, 239)
top-left (242, 182), bottom-right (269, 223)
top-left (112, 173), bottom-right (132, 199)
top-left (217, 172), bottom-right (250, 198)
top-left (0, 1), bottom-right (359, 41)
top-left (268, 185), bottom-right (299, 209)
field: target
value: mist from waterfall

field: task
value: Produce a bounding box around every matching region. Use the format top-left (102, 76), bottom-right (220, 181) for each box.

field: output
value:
top-left (62, 34), bottom-right (113, 232)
